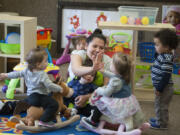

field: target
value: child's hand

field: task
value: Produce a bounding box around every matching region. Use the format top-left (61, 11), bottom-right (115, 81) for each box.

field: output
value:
top-left (155, 90), bottom-right (160, 96)
top-left (0, 73), bottom-right (8, 81)
top-left (92, 52), bottom-right (104, 72)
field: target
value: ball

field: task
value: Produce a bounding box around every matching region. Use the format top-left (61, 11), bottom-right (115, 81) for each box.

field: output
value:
top-left (120, 16), bottom-right (128, 24)
top-left (128, 17), bottom-right (135, 25)
top-left (141, 16), bottom-right (149, 25)
top-left (135, 18), bottom-right (141, 25)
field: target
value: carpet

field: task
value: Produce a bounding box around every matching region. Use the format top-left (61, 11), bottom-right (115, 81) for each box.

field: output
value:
top-left (0, 114), bottom-right (98, 135)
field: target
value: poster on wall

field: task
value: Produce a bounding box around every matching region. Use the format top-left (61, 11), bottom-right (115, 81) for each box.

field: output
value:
top-left (61, 9), bottom-right (133, 48)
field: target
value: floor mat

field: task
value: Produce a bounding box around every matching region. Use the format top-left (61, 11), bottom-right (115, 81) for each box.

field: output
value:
top-left (0, 113), bottom-right (98, 135)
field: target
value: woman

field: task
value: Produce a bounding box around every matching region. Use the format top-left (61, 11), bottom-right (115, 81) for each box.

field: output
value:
top-left (69, 28), bottom-right (112, 116)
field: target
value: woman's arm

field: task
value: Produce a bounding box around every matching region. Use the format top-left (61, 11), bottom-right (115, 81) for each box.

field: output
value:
top-left (71, 54), bottom-right (94, 77)
top-left (71, 53), bottom-right (104, 77)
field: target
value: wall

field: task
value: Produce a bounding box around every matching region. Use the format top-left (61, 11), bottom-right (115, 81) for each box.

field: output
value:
top-left (0, 0), bottom-right (180, 58)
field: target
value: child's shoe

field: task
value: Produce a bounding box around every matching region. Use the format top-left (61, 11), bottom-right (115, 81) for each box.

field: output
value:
top-left (149, 117), bottom-right (157, 123)
top-left (150, 122), bottom-right (167, 130)
top-left (38, 121), bottom-right (55, 128)
top-left (71, 108), bottom-right (78, 116)
top-left (81, 117), bottom-right (98, 129)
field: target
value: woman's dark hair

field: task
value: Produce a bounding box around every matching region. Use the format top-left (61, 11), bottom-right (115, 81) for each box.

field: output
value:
top-left (25, 47), bottom-right (47, 71)
top-left (86, 28), bottom-right (106, 45)
top-left (154, 28), bottom-right (178, 50)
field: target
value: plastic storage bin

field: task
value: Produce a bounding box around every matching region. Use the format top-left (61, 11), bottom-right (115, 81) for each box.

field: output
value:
top-left (138, 42), bottom-right (155, 63)
top-left (0, 43), bottom-right (20, 54)
top-left (118, 6), bottom-right (159, 25)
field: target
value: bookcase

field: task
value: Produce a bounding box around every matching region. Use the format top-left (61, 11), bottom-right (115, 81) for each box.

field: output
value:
top-left (98, 22), bottom-right (175, 101)
top-left (0, 15), bottom-right (37, 93)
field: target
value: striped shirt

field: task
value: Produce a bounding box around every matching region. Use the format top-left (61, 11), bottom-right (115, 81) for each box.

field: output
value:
top-left (151, 53), bottom-right (173, 92)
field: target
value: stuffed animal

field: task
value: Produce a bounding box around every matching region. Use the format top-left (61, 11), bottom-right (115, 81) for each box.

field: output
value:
top-left (10, 77), bottom-right (80, 132)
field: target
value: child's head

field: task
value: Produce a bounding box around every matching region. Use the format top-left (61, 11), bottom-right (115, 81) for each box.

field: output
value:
top-left (80, 74), bottom-right (95, 84)
top-left (111, 53), bottom-right (131, 83)
top-left (154, 29), bottom-right (178, 54)
top-left (25, 47), bottom-right (48, 71)
top-left (71, 36), bottom-right (87, 50)
top-left (165, 6), bottom-right (180, 26)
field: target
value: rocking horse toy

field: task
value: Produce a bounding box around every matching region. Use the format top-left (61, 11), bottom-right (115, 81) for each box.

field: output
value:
top-left (10, 77), bottom-right (80, 133)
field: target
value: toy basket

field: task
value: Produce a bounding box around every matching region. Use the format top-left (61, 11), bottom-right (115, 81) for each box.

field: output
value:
top-left (138, 42), bottom-right (155, 63)
top-left (0, 43), bottom-right (20, 54)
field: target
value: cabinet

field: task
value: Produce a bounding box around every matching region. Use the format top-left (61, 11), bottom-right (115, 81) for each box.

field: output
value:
top-left (0, 15), bottom-right (37, 93)
top-left (98, 22), bottom-right (175, 101)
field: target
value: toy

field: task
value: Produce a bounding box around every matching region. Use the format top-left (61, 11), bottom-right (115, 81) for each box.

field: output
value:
top-left (56, 29), bottom-right (92, 66)
top-left (105, 32), bottom-right (132, 57)
top-left (135, 18), bottom-right (141, 25)
top-left (37, 28), bottom-right (53, 64)
top-left (120, 16), bottom-right (128, 24)
top-left (10, 77), bottom-right (80, 133)
top-left (141, 17), bottom-right (149, 25)
top-left (128, 17), bottom-right (135, 25)
top-left (80, 111), bottom-right (150, 135)
top-left (6, 79), bottom-right (20, 99)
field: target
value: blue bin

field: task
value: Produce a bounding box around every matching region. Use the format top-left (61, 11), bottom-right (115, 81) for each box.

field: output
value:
top-left (138, 42), bottom-right (155, 63)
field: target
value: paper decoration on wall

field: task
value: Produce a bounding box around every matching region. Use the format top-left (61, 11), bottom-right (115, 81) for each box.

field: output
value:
top-left (96, 12), bottom-right (107, 25)
top-left (70, 15), bottom-right (80, 29)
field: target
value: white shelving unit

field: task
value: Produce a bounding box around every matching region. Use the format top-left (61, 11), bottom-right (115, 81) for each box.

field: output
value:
top-left (98, 22), bottom-right (175, 101)
top-left (0, 15), bottom-right (37, 93)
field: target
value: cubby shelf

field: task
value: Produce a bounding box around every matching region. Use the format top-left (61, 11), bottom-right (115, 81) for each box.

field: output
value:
top-left (0, 15), bottom-right (37, 93)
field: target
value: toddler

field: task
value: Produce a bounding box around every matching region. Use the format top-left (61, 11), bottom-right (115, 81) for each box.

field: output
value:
top-left (150, 28), bottom-right (178, 129)
top-left (81, 53), bottom-right (143, 131)
top-left (0, 47), bottom-right (63, 128)
top-left (163, 6), bottom-right (180, 27)
top-left (71, 35), bottom-right (87, 50)
top-left (68, 36), bottom-right (87, 80)
top-left (65, 58), bottom-right (98, 115)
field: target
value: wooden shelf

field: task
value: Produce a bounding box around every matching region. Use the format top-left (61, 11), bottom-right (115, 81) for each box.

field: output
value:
top-left (98, 21), bottom-right (175, 101)
top-left (0, 15), bottom-right (37, 93)
top-left (98, 22), bottom-right (175, 31)
top-left (0, 53), bottom-right (21, 58)
top-left (135, 57), bottom-right (153, 66)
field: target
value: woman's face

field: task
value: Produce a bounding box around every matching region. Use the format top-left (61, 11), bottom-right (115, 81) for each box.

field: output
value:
top-left (86, 37), bottom-right (105, 60)
top-left (166, 11), bottom-right (180, 26)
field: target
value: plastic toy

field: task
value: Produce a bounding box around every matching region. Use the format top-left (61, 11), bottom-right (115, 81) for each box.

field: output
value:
top-left (6, 78), bottom-right (20, 99)
top-left (141, 16), bottom-right (149, 25)
top-left (128, 17), bottom-right (135, 25)
top-left (120, 16), bottom-right (128, 24)
top-left (105, 32), bottom-right (132, 57)
top-left (135, 18), bottom-right (141, 25)
top-left (0, 32), bottom-right (20, 54)
top-left (10, 78), bottom-right (80, 133)
top-left (37, 28), bottom-right (53, 64)
top-left (2, 85), bottom-right (8, 93)
top-left (56, 29), bottom-right (92, 66)
top-left (80, 112), bottom-right (150, 135)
